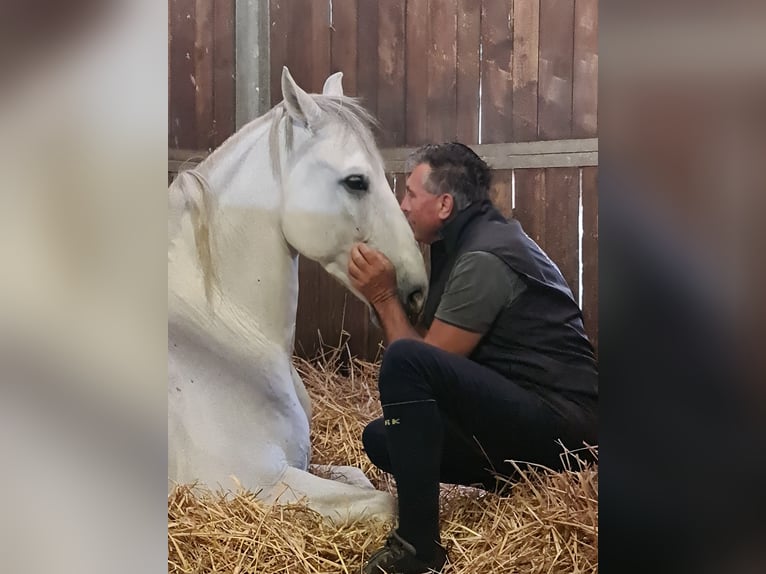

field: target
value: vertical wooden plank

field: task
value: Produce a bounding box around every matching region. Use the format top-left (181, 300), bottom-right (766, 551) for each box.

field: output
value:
top-left (384, 172), bottom-right (395, 196)
top-left (516, 168), bottom-right (583, 338)
top-left (581, 166), bottom-right (598, 352)
top-left (538, 0), bottom-right (575, 140)
top-left (489, 169), bottom-right (514, 219)
top-left (194, 0), bottom-right (215, 150)
top-left (405, 0), bottom-right (429, 145)
top-left (427, 0), bottom-right (458, 142)
top-left (269, 0), bottom-right (289, 105)
top-left (513, 168), bottom-right (546, 247)
top-left (367, 322), bottom-right (385, 362)
top-left (512, 0), bottom-right (540, 141)
top-left (393, 172), bottom-right (406, 203)
top-left (573, 0), bottom-right (598, 138)
top-left (330, 0), bottom-right (358, 95)
top-left (286, 0), bottom-right (313, 88)
top-left (169, 0), bottom-right (197, 149)
top-left (341, 296), bottom-right (368, 360)
top-left (295, 257), bottom-right (322, 358)
top-left (480, 0), bottom-right (513, 144)
top-left (318, 273), bottom-right (354, 353)
top-left (309, 0), bottom-right (331, 93)
top-left (343, 266), bottom-right (370, 358)
top-left (377, 0), bottom-right (407, 146)
top-left (456, 0), bottom-right (481, 144)
top-left (357, 0), bottom-right (379, 116)
top-left (213, 0), bottom-right (235, 145)
top-left (316, 276), bottom-right (355, 358)
top-left (543, 167), bottom-right (580, 301)
top-left (236, 0), bottom-right (270, 128)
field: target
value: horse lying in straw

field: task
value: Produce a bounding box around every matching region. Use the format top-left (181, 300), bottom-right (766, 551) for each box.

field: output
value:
top-left (168, 67), bottom-right (428, 522)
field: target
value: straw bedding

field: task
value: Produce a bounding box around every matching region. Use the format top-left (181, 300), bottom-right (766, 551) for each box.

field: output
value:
top-left (168, 347), bottom-right (598, 573)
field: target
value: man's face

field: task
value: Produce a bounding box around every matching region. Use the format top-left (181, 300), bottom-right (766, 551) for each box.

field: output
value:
top-left (400, 163), bottom-right (451, 244)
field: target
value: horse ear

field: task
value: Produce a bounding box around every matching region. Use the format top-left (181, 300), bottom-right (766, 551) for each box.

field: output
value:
top-left (322, 72), bottom-right (344, 97)
top-left (281, 66), bottom-right (322, 128)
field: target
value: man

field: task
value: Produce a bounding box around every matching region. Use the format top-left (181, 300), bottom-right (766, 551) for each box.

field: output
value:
top-left (348, 143), bottom-right (598, 574)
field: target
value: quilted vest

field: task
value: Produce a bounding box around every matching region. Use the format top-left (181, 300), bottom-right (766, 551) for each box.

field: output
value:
top-left (422, 200), bottom-right (598, 412)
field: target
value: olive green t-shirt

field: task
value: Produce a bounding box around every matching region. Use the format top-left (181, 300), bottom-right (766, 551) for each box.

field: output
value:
top-left (434, 251), bottom-right (528, 334)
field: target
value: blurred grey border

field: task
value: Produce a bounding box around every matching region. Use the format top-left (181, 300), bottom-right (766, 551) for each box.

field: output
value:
top-left (600, 1), bottom-right (766, 572)
top-left (0, 1), bottom-right (167, 573)
top-left (0, 1), bottom-right (764, 573)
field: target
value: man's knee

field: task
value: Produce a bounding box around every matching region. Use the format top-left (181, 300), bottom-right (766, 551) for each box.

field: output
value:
top-left (362, 418), bottom-right (391, 473)
top-left (379, 339), bottom-right (437, 401)
top-left (382, 338), bottom-right (431, 364)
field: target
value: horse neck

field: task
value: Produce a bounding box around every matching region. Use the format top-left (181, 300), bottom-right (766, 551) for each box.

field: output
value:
top-left (169, 111), bottom-right (301, 354)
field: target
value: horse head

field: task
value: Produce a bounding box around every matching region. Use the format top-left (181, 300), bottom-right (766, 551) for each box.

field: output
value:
top-left (276, 67), bottom-right (428, 318)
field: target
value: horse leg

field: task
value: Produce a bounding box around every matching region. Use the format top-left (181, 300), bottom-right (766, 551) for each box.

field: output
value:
top-left (287, 363), bottom-right (313, 468)
top-left (309, 464), bottom-right (378, 490)
top-left (289, 363), bottom-right (312, 428)
top-left (265, 465), bottom-right (394, 524)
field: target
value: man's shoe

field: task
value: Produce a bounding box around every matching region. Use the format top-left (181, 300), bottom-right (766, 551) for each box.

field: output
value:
top-left (362, 531), bottom-right (447, 574)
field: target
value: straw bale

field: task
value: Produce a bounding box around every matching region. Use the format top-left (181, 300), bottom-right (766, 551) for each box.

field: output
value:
top-left (169, 345), bottom-right (598, 573)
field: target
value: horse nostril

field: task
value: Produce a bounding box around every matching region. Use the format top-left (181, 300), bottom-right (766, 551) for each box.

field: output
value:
top-left (407, 288), bottom-right (424, 311)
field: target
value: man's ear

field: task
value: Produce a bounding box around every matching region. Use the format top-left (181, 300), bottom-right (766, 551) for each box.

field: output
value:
top-left (438, 194), bottom-right (454, 221)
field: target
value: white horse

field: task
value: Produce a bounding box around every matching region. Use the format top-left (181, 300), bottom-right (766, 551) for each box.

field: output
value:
top-left (168, 67), bottom-right (428, 522)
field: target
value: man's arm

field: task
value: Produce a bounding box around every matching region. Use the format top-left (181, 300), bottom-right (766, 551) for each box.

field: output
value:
top-left (424, 319), bottom-right (482, 356)
top-left (367, 296), bottom-right (420, 343)
top-left (348, 243), bottom-right (482, 355)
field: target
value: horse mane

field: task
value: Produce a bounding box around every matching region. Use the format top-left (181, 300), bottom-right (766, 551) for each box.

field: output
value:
top-left (170, 169), bottom-right (219, 306)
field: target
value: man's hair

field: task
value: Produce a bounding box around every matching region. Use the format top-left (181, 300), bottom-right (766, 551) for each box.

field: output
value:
top-left (406, 142), bottom-right (491, 211)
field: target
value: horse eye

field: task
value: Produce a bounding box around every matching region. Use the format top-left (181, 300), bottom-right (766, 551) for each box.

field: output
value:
top-left (342, 175), bottom-right (369, 193)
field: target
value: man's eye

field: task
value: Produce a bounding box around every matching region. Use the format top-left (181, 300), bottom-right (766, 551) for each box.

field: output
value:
top-left (342, 175), bottom-right (369, 193)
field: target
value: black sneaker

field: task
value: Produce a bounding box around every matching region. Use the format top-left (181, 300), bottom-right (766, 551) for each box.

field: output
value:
top-left (362, 531), bottom-right (447, 574)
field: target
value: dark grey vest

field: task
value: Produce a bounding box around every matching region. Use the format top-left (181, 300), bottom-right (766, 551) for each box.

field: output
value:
top-left (423, 201), bottom-right (598, 412)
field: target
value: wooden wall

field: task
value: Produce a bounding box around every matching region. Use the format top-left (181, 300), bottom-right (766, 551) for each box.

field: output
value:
top-left (168, 0), bottom-right (235, 151)
top-left (168, 0), bottom-right (599, 359)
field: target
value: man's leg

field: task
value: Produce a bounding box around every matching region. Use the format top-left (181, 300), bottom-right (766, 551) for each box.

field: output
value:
top-left (368, 339), bottom-right (590, 559)
top-left (363, 415), bottom-right (500, 489)
top-left (368, 339), bottom-right (519, 563)
top-left (379, 340), bottom-right (590, 472)
top-left (375, 342), bottom-right (444, 562)
top-left (364, 338), bottom-right (595, 574)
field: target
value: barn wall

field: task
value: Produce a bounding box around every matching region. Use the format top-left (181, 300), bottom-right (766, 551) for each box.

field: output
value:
top-left (168, 0), bottom-right (599, 358)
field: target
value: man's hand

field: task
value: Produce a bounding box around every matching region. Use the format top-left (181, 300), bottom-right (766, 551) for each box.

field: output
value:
top-left (348, 243), bottom-right (398, 307)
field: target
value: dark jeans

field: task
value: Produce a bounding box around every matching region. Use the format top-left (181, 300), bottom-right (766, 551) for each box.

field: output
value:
top-left (362, 339), bottom-right (597, 490)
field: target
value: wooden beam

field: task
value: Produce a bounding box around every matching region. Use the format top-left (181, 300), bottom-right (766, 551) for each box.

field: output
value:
top-left (168, 149), bottom-right (210, 174)
top-left (235, 0), bottom-right (270, 128)
top-left (168, 138), bottom-right (599, 173)
top-left (380, 139), bottom-right (598, 171)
